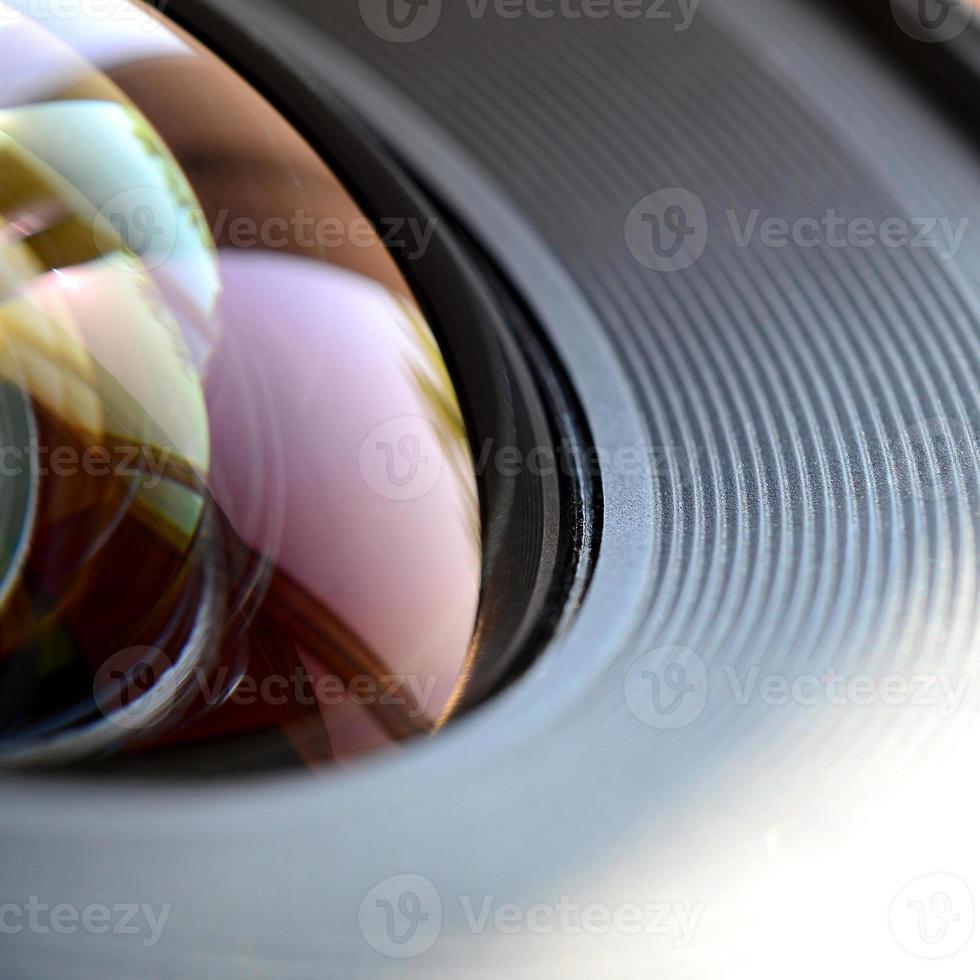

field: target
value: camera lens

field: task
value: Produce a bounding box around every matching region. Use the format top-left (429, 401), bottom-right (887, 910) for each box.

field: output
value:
top-left (0, 0), bottom-right (481, 770)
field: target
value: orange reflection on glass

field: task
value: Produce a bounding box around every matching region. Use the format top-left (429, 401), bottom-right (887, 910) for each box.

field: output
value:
top-left (0, 0), bottom-right (480, 770)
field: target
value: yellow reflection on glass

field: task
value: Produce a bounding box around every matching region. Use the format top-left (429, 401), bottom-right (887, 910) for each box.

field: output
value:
top-left (0, 0), bottom-right (480, 770)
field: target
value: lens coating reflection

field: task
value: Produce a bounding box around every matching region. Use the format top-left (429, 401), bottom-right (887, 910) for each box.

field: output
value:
top-left (0, 0), bottom-right (481, 770)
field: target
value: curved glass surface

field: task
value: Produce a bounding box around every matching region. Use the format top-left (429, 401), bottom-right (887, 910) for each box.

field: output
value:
top-left (0, 0), bottom-right (481, 770)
